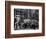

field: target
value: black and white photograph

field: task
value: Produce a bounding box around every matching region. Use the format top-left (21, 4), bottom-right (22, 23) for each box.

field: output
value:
top-left (14, 9), bottom-right (39, 30)
top-left (11, 5), bottom-right (42, 34)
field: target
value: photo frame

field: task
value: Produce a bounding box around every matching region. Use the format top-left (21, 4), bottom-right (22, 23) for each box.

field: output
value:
top-left (5, 1), bottom-right (45, 38)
